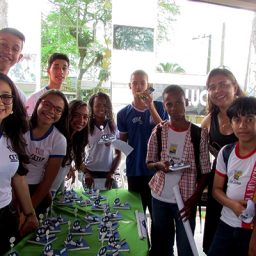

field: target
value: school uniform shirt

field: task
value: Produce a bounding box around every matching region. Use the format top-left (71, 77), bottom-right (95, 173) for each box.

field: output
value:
top-left (117, 101), bottom-right (168, 177)
top-left (216, 143), bottom-right (256, 229)
top-left (26, 86), bottom-right (49, 116)
top-left (24, 125), bottom-right (67, 185)
top-left (85, 123), bottom-right (117, 173)
top-left (152, 127), bottom-right (187, 203)
top-left (147, 121), bottom-right (210, 202)
top-left (0, 133), bottom-right (19, 208)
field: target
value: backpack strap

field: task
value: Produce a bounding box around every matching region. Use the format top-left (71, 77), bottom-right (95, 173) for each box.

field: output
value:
top-left (190, 123), bottom-right (204, 232)
top-left (190, 123), bottom-right (202, 179)
top-left (222, 143), bottom-right (236, 169)
top-left (156, 125), bottom-right (162, 161)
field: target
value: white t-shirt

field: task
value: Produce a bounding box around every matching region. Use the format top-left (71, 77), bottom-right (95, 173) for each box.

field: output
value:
top-left (0, 133), bottom-right (19, 208)
top-left (24, 126), bottom-right (67, 184)
top-left (85, 123), bottom-right (117, 172)
top-left (216, 144), bottom-right (256, 228)
top-left (152, 128), bottom-right (187, 203)
top-left (26, 86), bottom-right (49, 116)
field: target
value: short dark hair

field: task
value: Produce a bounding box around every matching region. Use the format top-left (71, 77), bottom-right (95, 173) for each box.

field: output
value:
top-left (162, 84), bottom-right (185, 100)
top-left (227, 96), bottom-right (256, 120)
top-left (48, 53), bottom-right (70, 69)
top-left (130, 70), bottom-right (148, 82)
top-left (0, 27), bottom-right (25, 44)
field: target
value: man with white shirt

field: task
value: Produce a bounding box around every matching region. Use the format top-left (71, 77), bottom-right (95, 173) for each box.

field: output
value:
top-left (26, 52), bottom-right (69, 116)
top-left (0, 27), bottom-right (27, 105)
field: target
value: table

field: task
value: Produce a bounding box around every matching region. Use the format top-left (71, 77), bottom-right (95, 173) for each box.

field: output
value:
top-left (11, 189), bottom-right (149, 256)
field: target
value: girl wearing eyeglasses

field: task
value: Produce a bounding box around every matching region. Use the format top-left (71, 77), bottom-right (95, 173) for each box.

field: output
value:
top-left (0, 73), bottom-right (38, 255)
top-left (24, 90), bottom-right (69, 216)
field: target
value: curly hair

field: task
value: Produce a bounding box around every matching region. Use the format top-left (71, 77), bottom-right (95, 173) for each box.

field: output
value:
top-left (0, 73), bottom-right (29, 172)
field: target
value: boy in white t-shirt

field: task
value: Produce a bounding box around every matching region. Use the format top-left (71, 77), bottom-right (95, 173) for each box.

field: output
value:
top-left (208, 96), bottom-right (256, 256)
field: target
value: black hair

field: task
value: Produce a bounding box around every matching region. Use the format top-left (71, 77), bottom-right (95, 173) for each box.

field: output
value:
top-left (227, 96), bottom-right (256, 120)
top-left (88, 92), bottom-right (116, 135)
top-left (30, 90), bottom-right (70, 167)
top-left (68, 100), bottom-right (88, 169)
top-left (0, 27), bottom-right (25, 44)
top-left (0, 72), bottom-right (29, 172)
top-left (162, 84), bottom-right (185, 99)
top-left (48, 53), bottom-right (70, 69)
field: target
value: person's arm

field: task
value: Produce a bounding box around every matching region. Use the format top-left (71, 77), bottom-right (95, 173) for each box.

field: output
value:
top-left (213, 172), bottom-right (246, 217)
top-left (31, 157), bottom-right (63, 209)
top-left (106, 149), bottom-right (122, 189)
top-left (201, 113), bottom-right (211, 131)
top-left (180, 173), bottom-right (209, 221)
top-left (249, 218), bottom-right (256, 256)
top-left (119, 132), bottom-right (128, 142)
top-left (12, 173), bottom-right (39, 236)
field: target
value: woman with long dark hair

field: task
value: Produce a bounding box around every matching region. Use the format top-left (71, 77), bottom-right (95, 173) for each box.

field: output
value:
top-left (0, 73), bottom-right (38, 254)
top-left (201, 68), bottom-right (245, 253)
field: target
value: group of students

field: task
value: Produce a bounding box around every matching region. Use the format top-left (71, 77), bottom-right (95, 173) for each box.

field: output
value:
top-left (0, 26), bottom-right (255, 256)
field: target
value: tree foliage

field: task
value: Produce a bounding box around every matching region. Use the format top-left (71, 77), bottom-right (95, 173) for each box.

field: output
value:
top-left (41, 0), bottom-right (112, 100)
top-left (156, 62), bottom-right (185, 73)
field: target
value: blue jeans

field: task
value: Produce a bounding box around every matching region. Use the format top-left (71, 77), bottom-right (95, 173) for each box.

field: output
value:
top-left (150, 197), bottom-right (196, 256)
top-left (208, 220), bottom-right (252, 256)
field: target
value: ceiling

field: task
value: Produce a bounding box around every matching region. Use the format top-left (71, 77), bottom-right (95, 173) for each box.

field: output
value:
top-left (189, 0), bottom-right (256, 12)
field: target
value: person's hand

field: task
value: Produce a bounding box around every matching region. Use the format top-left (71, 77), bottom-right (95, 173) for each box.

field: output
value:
top-left (84, 172), bottom-right (94, 188)
top-left (155, 161), bottom-right (170, 173)
top-left (19, 213), bottom-right (39, 237)
top-left (231, 200), bottom-right (247, 217)
top-left (137, 90), bottom-right (153, 107)
top-left (66, 167), bottom-right (76, 184)
top-left (105, 172), bottom-right (114, 189)
top-left (179, 194), bottom-right (197, 221)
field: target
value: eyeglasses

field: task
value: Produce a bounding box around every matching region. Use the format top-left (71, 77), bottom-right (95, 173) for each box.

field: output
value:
top-left (41, 100), bottom-right (63, 115)
top-left (0, 94), bottom-right (14, 105)
top-left (207, 81), bottom-right (233, 92)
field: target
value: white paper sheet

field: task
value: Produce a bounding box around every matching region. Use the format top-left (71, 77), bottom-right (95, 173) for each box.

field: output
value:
top-left (173, 185), bottom-right (199, 256)
top-left (112, 139), bottom-right (134, 156)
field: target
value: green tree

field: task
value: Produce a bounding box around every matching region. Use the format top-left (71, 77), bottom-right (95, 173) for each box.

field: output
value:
top-left (157, 0), bottom-right (180, 44)
top-left (156, 62), bottom-right (185, 73)
top-left (41, 0), bottom-right (112, 100)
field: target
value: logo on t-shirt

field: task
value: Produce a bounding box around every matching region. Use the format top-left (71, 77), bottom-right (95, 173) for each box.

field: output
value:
top-left (9, 154), bottom-right (18, 162)
top-left (230, 170), bottom-right (242, 185)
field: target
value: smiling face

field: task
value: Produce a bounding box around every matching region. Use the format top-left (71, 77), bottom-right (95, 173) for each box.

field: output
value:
top-left (207, 74), bottom-right (237, 110)
top-left (0, 79), bottom-right (13, 123)
top-left (47, 59), bottom-right (69, 88)
top-left (37, 94), bottom-right (65, 126)
top-left (70, 105), bottom-right (89, 132)
top-left (0, 32), bottom-right (23, 74)
top-left (92, 96), bottom-right (108, 121)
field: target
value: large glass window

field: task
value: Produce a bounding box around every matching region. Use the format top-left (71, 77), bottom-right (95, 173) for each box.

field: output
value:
top-left (3, 0), bottom-right (256, 117)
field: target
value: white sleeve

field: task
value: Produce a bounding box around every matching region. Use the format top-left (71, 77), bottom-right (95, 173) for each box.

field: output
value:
top-left (49, 133), bottom-right (67, 158)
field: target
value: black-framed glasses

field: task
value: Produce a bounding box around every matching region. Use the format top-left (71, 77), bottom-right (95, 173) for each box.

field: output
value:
top-left (0, 94), bottom-right (14, 105)
top-left (41, 99), bottom-right (63, 115)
